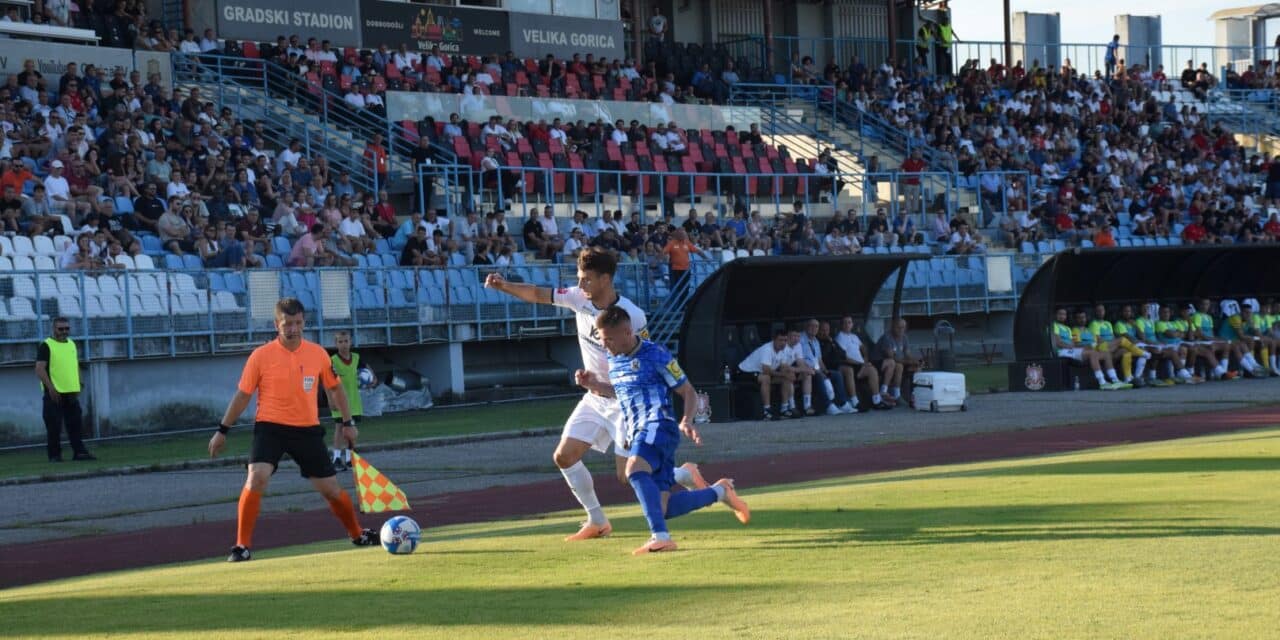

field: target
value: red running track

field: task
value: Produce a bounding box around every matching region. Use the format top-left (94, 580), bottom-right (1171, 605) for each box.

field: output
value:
top-left (3, 405), bottom-right (1276, 589)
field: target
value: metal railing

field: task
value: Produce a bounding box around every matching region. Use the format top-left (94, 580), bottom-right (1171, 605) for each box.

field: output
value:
top-left (0, 254), bottom-right (1040, 366)
top-left (172, 53), bottom-right (454, 193)
top-left (0, 263), bottom-right (656, 363)
top-left (724, 35), bottom-right (1263, 81)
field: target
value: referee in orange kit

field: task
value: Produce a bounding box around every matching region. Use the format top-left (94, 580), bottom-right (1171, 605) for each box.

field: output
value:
top-left (208, 297), bottom-right (379, 562)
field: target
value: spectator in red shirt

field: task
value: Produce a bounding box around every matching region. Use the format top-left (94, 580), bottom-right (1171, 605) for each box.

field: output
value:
top-left (1264, 212), bottom-right (1280, 239)
top-left (364, 133), bottom-right (388, 188)
top-left (1181, 215), bottom-right (1207, 244)
top-left (900, 150), bottom-right (926, 213)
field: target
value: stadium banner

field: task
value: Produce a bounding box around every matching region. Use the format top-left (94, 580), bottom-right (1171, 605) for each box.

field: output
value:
top-left (215, 0), bottom-right (362, 48)
top-left (360, 1), bottom-right (507, 55)
top-left (387, 91), bottom-right (761, 132)
top-left (0, 40), bottom-right (133, 78)
top-left (506, 11), bottom-right (625, 60)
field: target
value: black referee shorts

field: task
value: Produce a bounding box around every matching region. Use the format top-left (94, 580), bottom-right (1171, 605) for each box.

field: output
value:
top-left (250, 422), bottom-right (336, 479)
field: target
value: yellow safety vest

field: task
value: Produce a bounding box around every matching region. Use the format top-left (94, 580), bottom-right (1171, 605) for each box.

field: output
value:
top-left (939, 24), bottom-right (953, 47)
top-left (42, 337), bottom-right (81, 394)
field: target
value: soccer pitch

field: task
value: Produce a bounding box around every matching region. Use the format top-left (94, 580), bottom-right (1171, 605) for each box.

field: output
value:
top-left (5, 428), bottom-right (1279, 639)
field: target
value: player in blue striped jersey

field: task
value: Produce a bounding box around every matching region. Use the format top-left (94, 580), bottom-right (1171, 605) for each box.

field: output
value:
top-left (577, 305), bottom-right (751, 555)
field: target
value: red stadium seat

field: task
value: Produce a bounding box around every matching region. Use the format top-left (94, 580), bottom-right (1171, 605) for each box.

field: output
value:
top-left (371, 76), bottom-right (387, 93)
top-left (242, 41), bottom-right (260, 58)
top-left (580, 172), bottom-right (595, 195)
top-left (385, 64), bottom-right (401, 80)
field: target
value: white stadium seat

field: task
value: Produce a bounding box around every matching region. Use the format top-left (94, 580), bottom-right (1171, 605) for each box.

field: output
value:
top-left (12, 256), bottom-right (34, 271)
top-left (56, 295), bottom-right (82, 319)
top-left (10, 235), bottom-right (34, 257)
top-left (9, 297), bottom-right (37, 320)
top-left (133, 254), bottom-right (156, 270)
top-left (52, 235), bottom-right (72, 253)
top-left (32, 236), bottom-right (56, 257)
top-left (33, 256), bottom-right (56, 271)
top-left (0, 236), bottom-right (14, 256)
top-left (96, 275), bottom-right (121, 295)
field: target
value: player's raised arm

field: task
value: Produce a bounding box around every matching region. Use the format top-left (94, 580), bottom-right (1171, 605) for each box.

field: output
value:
top-left (484, 272), bottom-right (553, 304)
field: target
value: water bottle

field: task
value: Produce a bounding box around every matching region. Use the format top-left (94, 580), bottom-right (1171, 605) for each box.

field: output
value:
top-left (1072, 376), bottom-right (1080, 392)
top-left (722, 365), bottom-right (731, 384)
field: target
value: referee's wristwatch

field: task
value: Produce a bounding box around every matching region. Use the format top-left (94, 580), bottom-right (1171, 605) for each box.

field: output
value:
top-left (216, 423), bottom-right (230, 435)
top-left (340, 420), bottom-right (355, 428)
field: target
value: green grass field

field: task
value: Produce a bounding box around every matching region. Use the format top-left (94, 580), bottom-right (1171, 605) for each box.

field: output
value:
top-left (5, 427), bottom-right (1278, 639)
top-left (0, 398), bottom-right (578, 481)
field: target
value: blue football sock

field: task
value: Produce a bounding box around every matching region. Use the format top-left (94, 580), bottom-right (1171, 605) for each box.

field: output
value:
top-left (628, 471), bottom-right (668, 535)
top-left (665, 487), bottom-right (719, 519)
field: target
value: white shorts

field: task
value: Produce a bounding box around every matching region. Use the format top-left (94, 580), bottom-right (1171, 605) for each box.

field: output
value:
top-left (1057, 347), bottom-right (1084, 361)
top-left (562, 393), bottom-right (628, 457)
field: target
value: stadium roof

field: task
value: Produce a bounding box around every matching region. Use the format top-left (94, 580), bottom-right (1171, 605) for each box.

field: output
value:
top-left (1208, 3), bottom-right (1280, 21)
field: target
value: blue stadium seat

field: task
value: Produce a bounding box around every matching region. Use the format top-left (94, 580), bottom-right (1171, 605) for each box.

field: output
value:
top-left (375, 238), bottom-right (392, 254)
top-left (181, 254), bottom-right (203, 270)
top-left (1167, 236), bottom-right (1183, 246)
top-left (1079, 239), bottom-right (1094, 248)
top-left (377, 253), bottom-right (397, 267)
top-left (450, 286), bottom-right (476, 305)
top-left (114, 196), bottom-right (134, 214)
top-left (389, 287), bottom-right (412, 308)
top-left (223, 272), bottom-right (246, 294)
top-left (448, 253), bottom-right (467, 266)
top-left (142, 236), bottom-right (164, 256)
top-left (272, 236), bottom-right (292, 256)
top-left (1155, 237), bottom-right (1170, 247)
top-left (1035, 241), bottom-right (1051, 253)
top-left (1049, 240), bottom-right (1066, 252)
top-left (163, 254), bottom-right (183, 269)
top-left (353, 254), bottom-right (368, 268)
top-left (295, 289), bottom-right (317, 311)
top-left (207, 272), bottom-right (225, 291)
top-left (265, 254), bottom-right (284, 268)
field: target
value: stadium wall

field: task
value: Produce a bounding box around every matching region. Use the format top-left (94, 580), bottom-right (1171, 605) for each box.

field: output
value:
top-left (0, 336), bottom-right (578, 447)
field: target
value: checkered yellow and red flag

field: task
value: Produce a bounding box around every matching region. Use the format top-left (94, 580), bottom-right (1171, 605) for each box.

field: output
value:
top-left (351, 452), bottom-right (411, 513)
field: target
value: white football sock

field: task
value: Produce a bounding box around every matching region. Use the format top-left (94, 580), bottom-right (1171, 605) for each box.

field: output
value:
top-left (1134, 357), bottom-right (1147, 378)
top-left (672, 465), bottom-right (695, 490)
top-left (821, 378), bottom-right (836, 398)
top-left (803, 394), bottom-right (812, 409)
top-left (880, 384), bottom-right (888, 395)
top-left (1094, 370), bottom-right (1107, 385)
top-left (872, 393), bottom-right (883, 404)
top-left (712, 483), bottom-right (728, 501)
top-left (1106, 369), bottom-right (1120, 383)
top-left (890, 386), bottom-right (901, 399)
top-left (1178, 368), bottom-right (1192, 379)
top-left (560, 461), bottom-right (607, 526)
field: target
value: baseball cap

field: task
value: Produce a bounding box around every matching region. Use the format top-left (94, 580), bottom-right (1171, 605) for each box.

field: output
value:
top-left (50, 160), bottom-right (64, 168)
top-left (1185, 304), bottom-right (1196, 314)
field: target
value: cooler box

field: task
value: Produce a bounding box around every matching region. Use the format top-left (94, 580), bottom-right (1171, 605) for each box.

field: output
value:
top-left (912, 372), bottom-right (967, 412)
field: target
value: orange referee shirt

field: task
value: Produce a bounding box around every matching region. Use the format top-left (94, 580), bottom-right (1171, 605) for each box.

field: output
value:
top-left (238, 339), bottom-right (340, 427)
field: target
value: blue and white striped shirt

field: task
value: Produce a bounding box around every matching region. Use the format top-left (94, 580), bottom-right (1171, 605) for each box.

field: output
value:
top-left (607, 339), bottom-right (688, 446)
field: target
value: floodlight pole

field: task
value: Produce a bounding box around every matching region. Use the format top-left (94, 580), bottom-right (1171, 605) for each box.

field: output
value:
top-left (1003, 0), bottom-right (1012, 66)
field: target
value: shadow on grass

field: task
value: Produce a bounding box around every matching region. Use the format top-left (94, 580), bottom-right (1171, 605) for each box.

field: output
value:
top-left (1, 584), bottom-right (769, 635)
top-left (599, 501), bottom-right (1280, 548)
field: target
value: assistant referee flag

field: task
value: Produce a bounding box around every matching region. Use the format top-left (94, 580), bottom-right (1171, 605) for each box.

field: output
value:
top-left (352, 452), bottom-right (411, 513)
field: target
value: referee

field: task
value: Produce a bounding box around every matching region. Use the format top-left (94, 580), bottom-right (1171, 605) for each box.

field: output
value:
top-left (209, 298), bottom-right (379, 562)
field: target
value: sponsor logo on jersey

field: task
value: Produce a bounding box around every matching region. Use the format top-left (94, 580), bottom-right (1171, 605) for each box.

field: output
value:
top-left (1024, 364), bottom-right (1045, 391)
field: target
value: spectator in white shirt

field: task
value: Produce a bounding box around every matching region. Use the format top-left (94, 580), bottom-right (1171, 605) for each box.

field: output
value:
top-left (620, 60), bottom-right (641, 81)
top-left (178, 30), bottom-right (202, 54)
top-left (442, 113), bottom-right (463, 140)
top-left (276, 138), bottom-right (303, 174)
top-left (664, 123), bottom-right (687, 155)
top-left (835, 316), bottom-right (892, 408)
top-left (539, 206), bottom-right (562, 240)
top-left (783, 328), bottom-right (817, 415)
top-left (650, 124), bottom-right (670, 150)
top-left (199, 29), bottom-right (219, 53)
top-left (425, 46), bottom-right (445, 71)
top-left (610, 120), bottom-right (629, 144)
top-left (737, 330), bottom-right (797, 420)
top-left (44, 160), bottom-right (89, 217)
top-left (482, 116), bottom-right (514, 150)
top-left (563, 228), bottom-right (585, 257)
top-left (549, 119), bottom-right (568, 145)
top-left (344, 89), bottom-right (366, 109)
top-left (339, 206), bottom-right (375, 254)
top-left (392, 46), bottom-right (421, 74)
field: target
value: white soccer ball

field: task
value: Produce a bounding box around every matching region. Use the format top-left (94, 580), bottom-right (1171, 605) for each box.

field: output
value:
top-left (357, 367), bottom-right (377, 389)
top-left (380, 515), bottom-right (421, 555)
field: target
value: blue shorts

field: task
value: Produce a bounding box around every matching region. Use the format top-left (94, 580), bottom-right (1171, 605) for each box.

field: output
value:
top-left (628, 431), bottom-right (678, 492)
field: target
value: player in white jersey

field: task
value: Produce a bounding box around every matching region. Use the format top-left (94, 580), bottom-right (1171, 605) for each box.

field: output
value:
top-left (484, 248), bottom-right (707, 541)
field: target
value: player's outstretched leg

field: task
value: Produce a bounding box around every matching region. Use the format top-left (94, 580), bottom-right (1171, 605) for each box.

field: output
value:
top-left (556, 439), bottom-right (612, 541)
top-left (313, 477), bottom-right (379, 546)
top-left (713, 478), bottom-right (751, 524)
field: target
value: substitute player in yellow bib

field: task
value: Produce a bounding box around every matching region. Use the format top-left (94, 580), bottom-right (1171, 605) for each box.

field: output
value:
top-left (1089, 304), bottom-right (1149, 387)
top-left (330, 331), bottom-right (375, 471)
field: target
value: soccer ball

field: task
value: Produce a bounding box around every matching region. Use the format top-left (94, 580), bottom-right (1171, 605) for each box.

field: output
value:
top-left (357, 367), bottom-right (377, 388)
top-left (380, 515), bottom-right (421, 555)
